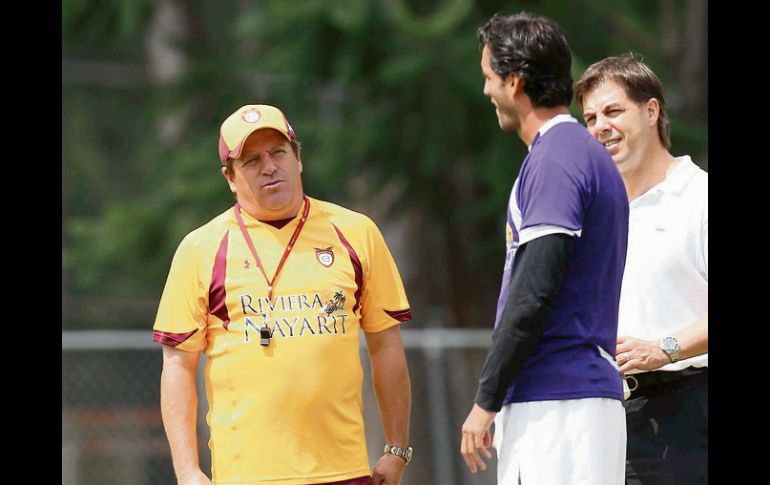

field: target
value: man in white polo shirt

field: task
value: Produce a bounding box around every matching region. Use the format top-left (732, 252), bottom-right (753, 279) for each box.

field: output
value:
top-left (576, 54), bottom-right (708, 484)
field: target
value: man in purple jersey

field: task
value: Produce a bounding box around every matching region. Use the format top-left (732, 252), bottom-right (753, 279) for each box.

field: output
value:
top-left (460, 12), bottom-right (629, 484)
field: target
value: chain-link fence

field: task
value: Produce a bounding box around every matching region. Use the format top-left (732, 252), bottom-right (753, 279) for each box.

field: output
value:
top-left (62, 329), bottom-right (497, 485)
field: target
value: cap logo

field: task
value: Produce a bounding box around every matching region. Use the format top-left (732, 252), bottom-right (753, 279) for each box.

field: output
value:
top-left (242, 109), bottom-right (261, 123)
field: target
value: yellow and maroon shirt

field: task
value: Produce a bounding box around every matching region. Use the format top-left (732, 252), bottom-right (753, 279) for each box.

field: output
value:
top-left (153, 196), bottom-right (411, 484)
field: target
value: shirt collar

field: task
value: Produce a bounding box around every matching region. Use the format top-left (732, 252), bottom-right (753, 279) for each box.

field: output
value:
top-left (657, 156), bottom-right (698, 195)
top-left (528, 114), bottom-right (578, 151)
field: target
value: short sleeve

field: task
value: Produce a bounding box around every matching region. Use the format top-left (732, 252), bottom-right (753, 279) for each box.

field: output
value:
top-left (517, 155), bottom-right (586, 245)
top-left (359, 220), bottom-right (411, 333)
top-left (152, 234), bottom-right (211, 352)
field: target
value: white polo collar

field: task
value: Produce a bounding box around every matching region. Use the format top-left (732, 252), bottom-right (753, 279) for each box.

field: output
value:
top-left (657, 156), bottom-right (698, 195)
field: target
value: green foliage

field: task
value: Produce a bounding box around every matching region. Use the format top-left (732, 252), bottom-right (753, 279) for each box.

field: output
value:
top-left (62, 0), bottom-right (154, 57)
top-left (63, 0), bottom-right (707, 328)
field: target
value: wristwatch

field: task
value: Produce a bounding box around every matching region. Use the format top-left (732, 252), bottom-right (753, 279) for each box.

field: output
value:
top-left (659, 336), bottom-right (680, 363)
top-left (384, 444), bottom-right (413, 465)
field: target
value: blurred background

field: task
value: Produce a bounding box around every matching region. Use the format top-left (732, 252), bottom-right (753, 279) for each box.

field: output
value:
top-left (62, 0), bottom-right (707, 483)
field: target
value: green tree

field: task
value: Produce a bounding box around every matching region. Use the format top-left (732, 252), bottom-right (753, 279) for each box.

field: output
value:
top-left (63, 0), bottom-right (707, 329)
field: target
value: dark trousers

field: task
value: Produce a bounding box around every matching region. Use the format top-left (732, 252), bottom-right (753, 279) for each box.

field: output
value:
top-left (625, 369), bottom-right (708, 485)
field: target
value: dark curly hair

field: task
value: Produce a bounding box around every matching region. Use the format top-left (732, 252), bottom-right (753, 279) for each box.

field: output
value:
top-left (478, 12), bottom-right (573, 108)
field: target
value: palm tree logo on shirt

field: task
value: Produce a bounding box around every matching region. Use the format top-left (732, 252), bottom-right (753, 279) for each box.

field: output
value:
top-left (323, 289), bottom-right (346, 316)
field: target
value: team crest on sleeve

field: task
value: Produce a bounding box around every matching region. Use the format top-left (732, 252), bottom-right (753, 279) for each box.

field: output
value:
top-left (315, 247), bottom-right (335, 267)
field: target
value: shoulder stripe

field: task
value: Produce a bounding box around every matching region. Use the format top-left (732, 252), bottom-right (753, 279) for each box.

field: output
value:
top-left (209, 231), bottom-right (231, 330)
top-left (332, 223), bottom-right (363, 314)
top-left (152, 329), bottom-right (198, 347)
top-left (385, 309), bottom-right (412, 323)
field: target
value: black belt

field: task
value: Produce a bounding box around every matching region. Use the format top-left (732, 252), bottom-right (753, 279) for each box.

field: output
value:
top-left (626, 367), bottom-right (707, 395)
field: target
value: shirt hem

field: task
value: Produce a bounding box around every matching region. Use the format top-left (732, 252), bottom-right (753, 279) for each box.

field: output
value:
top-left (503, 390), bottom-right (623, 405)
top-left (212, 467), bottom-right (372, 484)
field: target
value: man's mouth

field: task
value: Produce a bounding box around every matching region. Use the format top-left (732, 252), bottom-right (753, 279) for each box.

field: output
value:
top-left (603, 139), bottom-right (620, 148)
top-left (262, 180), bottom-right (284, 190)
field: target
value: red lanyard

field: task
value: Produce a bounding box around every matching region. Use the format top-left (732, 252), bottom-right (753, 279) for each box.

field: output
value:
top-left (233, 195), bottom-right (310, 301)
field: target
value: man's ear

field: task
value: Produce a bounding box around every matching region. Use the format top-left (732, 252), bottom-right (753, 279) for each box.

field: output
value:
top-left (646, 98), bottom-right (660, 128)
top-left (506, 73), bottom-right (524, 97)
top-left (222, 165), bottom-right (237, 193)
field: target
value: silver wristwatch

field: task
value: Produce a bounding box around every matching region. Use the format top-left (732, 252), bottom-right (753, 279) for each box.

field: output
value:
top-left (659, 336), bottom-right (680, 363)
top-left (384, 444), bottom-right (413, 465)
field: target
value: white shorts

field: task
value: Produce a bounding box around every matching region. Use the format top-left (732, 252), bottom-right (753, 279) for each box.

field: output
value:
top-left (493, 398), bottom-right (626, 485)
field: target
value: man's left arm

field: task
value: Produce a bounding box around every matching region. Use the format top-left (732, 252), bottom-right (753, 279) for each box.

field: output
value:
top-left (461, 233), bottom-right (576, 473)
top-left (617, 310), bottom-right (708, 372)
top-left (617, 206), bottom-right (708, 372)
top-left (365, 325), bottom-right (411, 485)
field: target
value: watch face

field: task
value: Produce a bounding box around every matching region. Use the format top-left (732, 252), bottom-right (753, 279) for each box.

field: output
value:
top-left (660, 337), bottom-right (680, 362)
top-left (661, 337), bottom-right (679, 352)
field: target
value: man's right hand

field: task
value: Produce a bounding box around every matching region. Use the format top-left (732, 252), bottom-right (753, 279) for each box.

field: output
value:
top-left (460, 403), bottom-right (496, 473)
top-left (177, 469), bottom-right (212, 485)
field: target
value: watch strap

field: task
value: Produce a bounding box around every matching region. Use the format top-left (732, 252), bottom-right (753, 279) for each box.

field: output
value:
top-left (383, 444), bottom-right (413, 465)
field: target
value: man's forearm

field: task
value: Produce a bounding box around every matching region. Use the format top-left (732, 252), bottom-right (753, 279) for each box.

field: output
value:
top-left (366, 327), bottom-right (411, 446)
top-left (475, 234), bottom-right (576, 411)
top-left (160, 351), bottom-right (203, 479)
top-left (673, 310), bottom-right (708, 361)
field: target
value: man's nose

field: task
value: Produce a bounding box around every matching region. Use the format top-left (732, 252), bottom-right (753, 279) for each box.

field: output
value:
top-left (261, 153), bottom-right (278, 174)
top-left (593, 116), bottom-right (611, 139)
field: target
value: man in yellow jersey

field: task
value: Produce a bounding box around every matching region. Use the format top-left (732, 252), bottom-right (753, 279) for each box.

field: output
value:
top-left (154, 104), bottom-right (413, 485)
